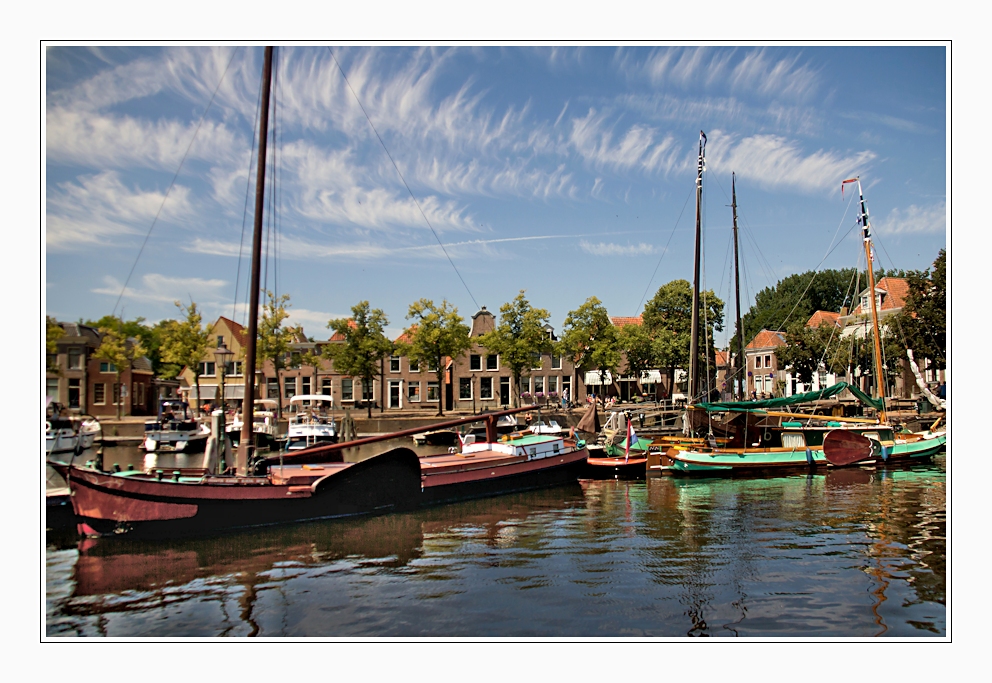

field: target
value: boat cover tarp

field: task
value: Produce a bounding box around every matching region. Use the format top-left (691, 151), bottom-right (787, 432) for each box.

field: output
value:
top-left (696, 381), bottom-right (884, 412)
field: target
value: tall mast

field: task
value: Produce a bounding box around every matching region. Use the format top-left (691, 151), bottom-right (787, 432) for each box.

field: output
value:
top-left (688, 131), bottom-right (706, 404)
top-left (732, 173), bottom-right (745, 401)
top-left (844, 176), bottom-right (887, 422)
top-left (237, 46), bottom-right (274, 476)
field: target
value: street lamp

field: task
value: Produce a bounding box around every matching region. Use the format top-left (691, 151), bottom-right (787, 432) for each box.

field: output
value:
top-left (214, 343), bottom-right (234, 417)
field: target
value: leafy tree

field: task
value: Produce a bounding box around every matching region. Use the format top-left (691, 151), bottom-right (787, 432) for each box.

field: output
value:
top-left (642, 280), bottom-right (724, 399)
top-left (477, 291), bottom-right (553, 407)
top-left (94, 324), bottom-right (147, 419)
top-left (255, 291), bottom-right (293, 419)
top-left (400, 299), bottom-right (471, 416)
top-left (160, 301), bottom-right (213, 415)
top-left (297, 331), bottom-right (326, 404)
top-left (46, 316), bottom-right (64, 373)
top-left (897, 248), bottom-right (945, 372)
top-left (86, 314), bottom-right (170, 375)
top-left (617, 321), bottom-right (655, 395)
top-left (560, 297), bottom-right (620, 400)
top-left (776, 320), bottom-right (836, 385)
top-left (325, 302), bottom-right (393, 418)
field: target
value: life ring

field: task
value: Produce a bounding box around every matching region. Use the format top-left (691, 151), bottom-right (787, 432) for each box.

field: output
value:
top-left (45, 421), bottom-right (52, 432)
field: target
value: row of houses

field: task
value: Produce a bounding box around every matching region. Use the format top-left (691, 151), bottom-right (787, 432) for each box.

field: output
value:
top-left (45, 277), bottom-right (944, 418)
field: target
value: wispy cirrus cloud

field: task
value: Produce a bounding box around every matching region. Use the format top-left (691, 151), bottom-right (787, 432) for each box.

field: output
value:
top-left (704, 131), bottom-right (876, 194)
top-left (578, 240), bottom-right (657, 257)
top-left (46, 171), bottom-right (193, 250)
top-left (876, 201), bottom-right (946, 235)
top-left (91, 273), bottom-right (230, 306)
top-left (569, 108), bottom-right (680, 174)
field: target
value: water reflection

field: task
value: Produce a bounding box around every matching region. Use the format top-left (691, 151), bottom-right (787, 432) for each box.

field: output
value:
top-left (46, 457), bottom-right (945, 638)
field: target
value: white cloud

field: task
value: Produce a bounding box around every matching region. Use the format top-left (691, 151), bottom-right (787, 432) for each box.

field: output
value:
top-left (578, 240), bottom-right (657, 257)
top-left (46, 172), bottom-right (193, 250)
top-left (91, 273), bottom-right (230, 306)
top-left (876, 201), bottom-right (946, 235)
top-left (704, 131), bottom-right (876, 194)
top-left (569, 109), bottom-right (680, 174)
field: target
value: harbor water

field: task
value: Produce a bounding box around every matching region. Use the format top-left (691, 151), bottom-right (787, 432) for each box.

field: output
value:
top-left (45, 444), bottom-right (945, 638)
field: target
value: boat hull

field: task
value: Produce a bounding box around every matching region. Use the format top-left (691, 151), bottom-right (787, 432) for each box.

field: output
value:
top-left (583, 455), bottom-right (648, 479)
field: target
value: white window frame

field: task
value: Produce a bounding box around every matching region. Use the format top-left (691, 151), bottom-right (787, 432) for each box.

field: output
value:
top-left (94, 382), bottom-right (106, 405)
top-left (409, 358), bottom-right (420, 372)
top-left (284, 376), bottom-right (296, 399)
top-left (68, 349), bottom-right (83, 370)
top-left (390, 356), bottom-right (401, 372)
top-left (480, 376), bottom-right (493, 400)
top-left (426, 381), bottom-right (440, 402)
top-left (486, 354), bottom-right (499, 371)
top-left (469, 354), bottom-right (482, 371)
top-left (100, 362), bottom-right (117, 374)
top-left (342, 378), bottom-right (354, 402)
top-left (551, 354), bottom-right (562, 370)
top-left (408, 381), bottom-right (421, 402)
top-left (200, 361), bottom-right (216, 377)
top-left (459, 377), bottom-right (473, 400)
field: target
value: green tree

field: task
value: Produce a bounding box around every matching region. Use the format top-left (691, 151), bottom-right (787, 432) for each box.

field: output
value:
top-left (298, 331), bottom-right (326, 404)
top-left (255, 291), bottom-right (293, 419)
top-left (400, 299), bottom-right (471, 417)
top-left (325, 302), bottom-right (393, 418)
top-left (94, 324), bottom-right (147, 419)
top-left (46, 316), bottom-right (64, 373)
top-left (776, 320), bottom-right (835, 385)
top-left (617, 321), bottom-right (655, 396)
top-left (642, 280), bottom-right (724, 399)
top-left (897, 248), bottom-right (945, 372)
top-left (160, 301), bottom-right (213, 415)
top-left (477, 291), bottom-right (553, 407)
top-left (560, 297), bottom-right (620, 401)
top-left (86, 314), bottom-right (171, 376)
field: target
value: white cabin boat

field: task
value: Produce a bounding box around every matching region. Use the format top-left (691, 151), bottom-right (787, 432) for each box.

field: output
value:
top-left (227, 398), bottom-right (279, 449)
top-left (142, 400), bottom-right (210, 453)
top-left (45, 402), bottom-right (101, 457)
top-left (286, 395), bottom-right (338, 451)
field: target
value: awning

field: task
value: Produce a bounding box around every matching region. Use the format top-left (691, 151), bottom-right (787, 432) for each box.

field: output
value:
top-left (186, 386), bottom-right (217, 400)
top-left (187, 385), bottom-right (245, 400)
top-left (630, 370), bottom-right (662, 384)
top-left (584, 371), bottom-right (613, 386)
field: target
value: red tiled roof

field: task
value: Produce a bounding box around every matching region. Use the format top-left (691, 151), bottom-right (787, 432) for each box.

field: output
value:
top-left (327, 319), bottom-right (357, 342)
top-left (714, 350), bottom-right (729, 367)
top-left (610, 316), bottom-right (642, 327)
top-left (394, 325), bottom-right (417, 345)
top-left (747, 329), bottom-right (786, 350)
top-left (851, 277), bottom-right (909, 315)
top-left (807, 310), bottom-right (841, 328)
top-left (216, 316), bottom-right (248, 347)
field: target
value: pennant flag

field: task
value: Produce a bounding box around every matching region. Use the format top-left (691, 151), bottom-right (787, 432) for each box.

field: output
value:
top-left (625, 421), bottom-right (638, 463)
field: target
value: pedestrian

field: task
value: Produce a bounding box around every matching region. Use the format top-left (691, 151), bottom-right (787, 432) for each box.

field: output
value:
top-left (937, 381), bottom-right (946, 400)
top-left (561, 387), bottom-right (569, 409)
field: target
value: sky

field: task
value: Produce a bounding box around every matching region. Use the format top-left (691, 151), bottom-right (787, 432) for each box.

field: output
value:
top-left (44, 44), bottom-right (947, 346)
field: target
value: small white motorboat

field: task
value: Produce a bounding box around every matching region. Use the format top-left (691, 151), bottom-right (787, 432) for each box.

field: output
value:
top-left (142, 400), bottom-right (210, 453)
top-left (285, 395), bottom-right (338, 451)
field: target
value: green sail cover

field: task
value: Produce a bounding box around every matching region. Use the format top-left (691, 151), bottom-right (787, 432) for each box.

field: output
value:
top-left (696, 381), bottom-right (884, 412)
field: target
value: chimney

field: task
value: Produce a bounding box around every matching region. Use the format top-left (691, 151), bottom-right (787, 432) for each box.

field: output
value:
top-left (840, 306), bottom-right (849, 317)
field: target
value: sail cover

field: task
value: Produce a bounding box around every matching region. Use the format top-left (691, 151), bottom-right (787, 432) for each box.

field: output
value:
top-left (696, 381), bottom-right (883, 412)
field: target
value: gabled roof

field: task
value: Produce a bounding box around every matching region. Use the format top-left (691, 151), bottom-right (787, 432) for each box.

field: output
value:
top-left (393, 325), bottom-right (416, 345)
top-left (714, 349), bottom-right (729, 367)
top-left (746, 329), bottom-right (786, 350)
top-left (851, 277), bottom-right (909, 315)
top-left (215, 316), bottom-right (248, 347)
top-left (610, 315), bottom-right (643, 328)
top-left (327, 319), bottom-right (357, 342)
top-left (807, 310), bottom-right (841, 328)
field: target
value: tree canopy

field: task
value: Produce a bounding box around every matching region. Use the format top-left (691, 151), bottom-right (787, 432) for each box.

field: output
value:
top-left (255, 291), bottom-right (293, 417)
top-left (560, 296), bottom-right (620, 395)
top-left (325, 301), bottom-right (393, 418)
top-left (477, 291), bottom-right (553, 407)
top-left (897, 249), bottom-right (945, 372)
top-left (94, 324), bottom-right (147, 419)
top-left (400, 299), bottom-right (471, 416)
top-left (160, 301), bottom-right (213, 414)
top-left (46, 316), bottom-right (64, 373)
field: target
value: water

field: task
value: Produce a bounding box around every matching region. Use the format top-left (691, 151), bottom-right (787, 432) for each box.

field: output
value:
top-left (45, 452), bottom-right (945, 638)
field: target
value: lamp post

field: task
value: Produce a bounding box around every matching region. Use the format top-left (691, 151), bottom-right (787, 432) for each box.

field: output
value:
top-left (214, 343), bottom-right (234, 418)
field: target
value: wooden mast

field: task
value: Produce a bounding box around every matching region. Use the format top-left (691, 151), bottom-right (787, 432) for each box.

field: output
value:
top-left (845, 176), bottom-right (887, 423)
top-left (237, 46), bottom-right (274, 476)
top-left (732, 173), bottom-right (745, 401)
top-left (688, 131), bottom-right (706, 404)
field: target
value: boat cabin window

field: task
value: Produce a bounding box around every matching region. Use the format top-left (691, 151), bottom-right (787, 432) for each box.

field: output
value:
top-left (781, 433), bottom-right (806, 449)
top-left (862, 432), bottom-right (880, 442)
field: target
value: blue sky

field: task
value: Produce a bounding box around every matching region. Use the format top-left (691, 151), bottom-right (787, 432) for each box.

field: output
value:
top-left (44, 45), bottom-right (947, 346)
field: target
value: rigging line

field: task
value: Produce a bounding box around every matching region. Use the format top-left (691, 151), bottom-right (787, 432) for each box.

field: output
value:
top-left (234, 58), bottom-right (264, 325)
top-left (817, 264), bottom-right (860, 370)
top-left (326, 46), bottom-right (480, 311)
top-left (113, 46), bottom-right (241, 317)
top-left (637, 185), bottom-right (694, 314)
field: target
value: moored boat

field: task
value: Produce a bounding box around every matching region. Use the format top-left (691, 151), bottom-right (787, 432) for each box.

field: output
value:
top-left (285, 395), bottom-right (338, 451)
top-left (45, 401), bottom-right (101, 457)
top-left (142, 399), bottom-right (210, 453)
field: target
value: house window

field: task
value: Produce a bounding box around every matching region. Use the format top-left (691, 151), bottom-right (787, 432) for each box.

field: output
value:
top-left (520, 377), bottom-right (531, 395)
top-left (227, 361), bottom-right (243, 377)
top-left (302, 377), bottom-right (311, 396)
top-left (94, 383), bottom-right (105, 405)
top-left (46, 378), bottom-right (59, 400)
top-left (534, 376), bottom-right (545, 395)
top-left (754, 356), bottom-right (762, 369)
top-left (199, 361), bottom-right (216, 376)
top-left (342, 378), bottom-right (354, 401)
top-left (68, 349), bottom-right (83, 370)
top-left (408, 381), bottom-right (421, 402)
top-left (100, 362), bottom-right (117, 373)
top-left (426, 382), bottom-right (440, 402)
top-left (548, 376), bottom-right (558, 395)
top-left (551, 354), bottom-right (562, 370)
top-left (322, 378), bottom-right (332, 396)
top-left (217, 335), bottom-right (224, 347)
top-left (531, 353), bottom-right (543, 370)
top-left (427, 360), bottom-right (438, 373)
top-left (390, 356), bottom-right (401, 372)
top-left (470, 354), bottom-right (482, 371)
top-left (480, 376), bottom-right (493, 400)
top-left (486, 354), bottom-right (498, 371)
top-left (137, 382), bottom-right (145, 407)
top-left (459, 377), bottom-right (473, 400)
top-left (132, 381), bottom-right (138, 406)
top-left (267, 378), bottom-right (279, 400)
top-left (68, 379), bottom-right (81, 408)
top-left (362, 380), bottom-right (374, 402)
top-left (409, 358), bottom-right (419, 372)
top-left (764, 355), bottom-right (772, 368)
top-left (284, 376), bottom-right (296, 399)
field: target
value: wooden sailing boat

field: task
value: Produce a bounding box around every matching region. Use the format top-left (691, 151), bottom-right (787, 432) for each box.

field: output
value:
top-left (662, 170), bottom-right (945, 475)
top-left (49, 47), bottom-right (589, 538)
